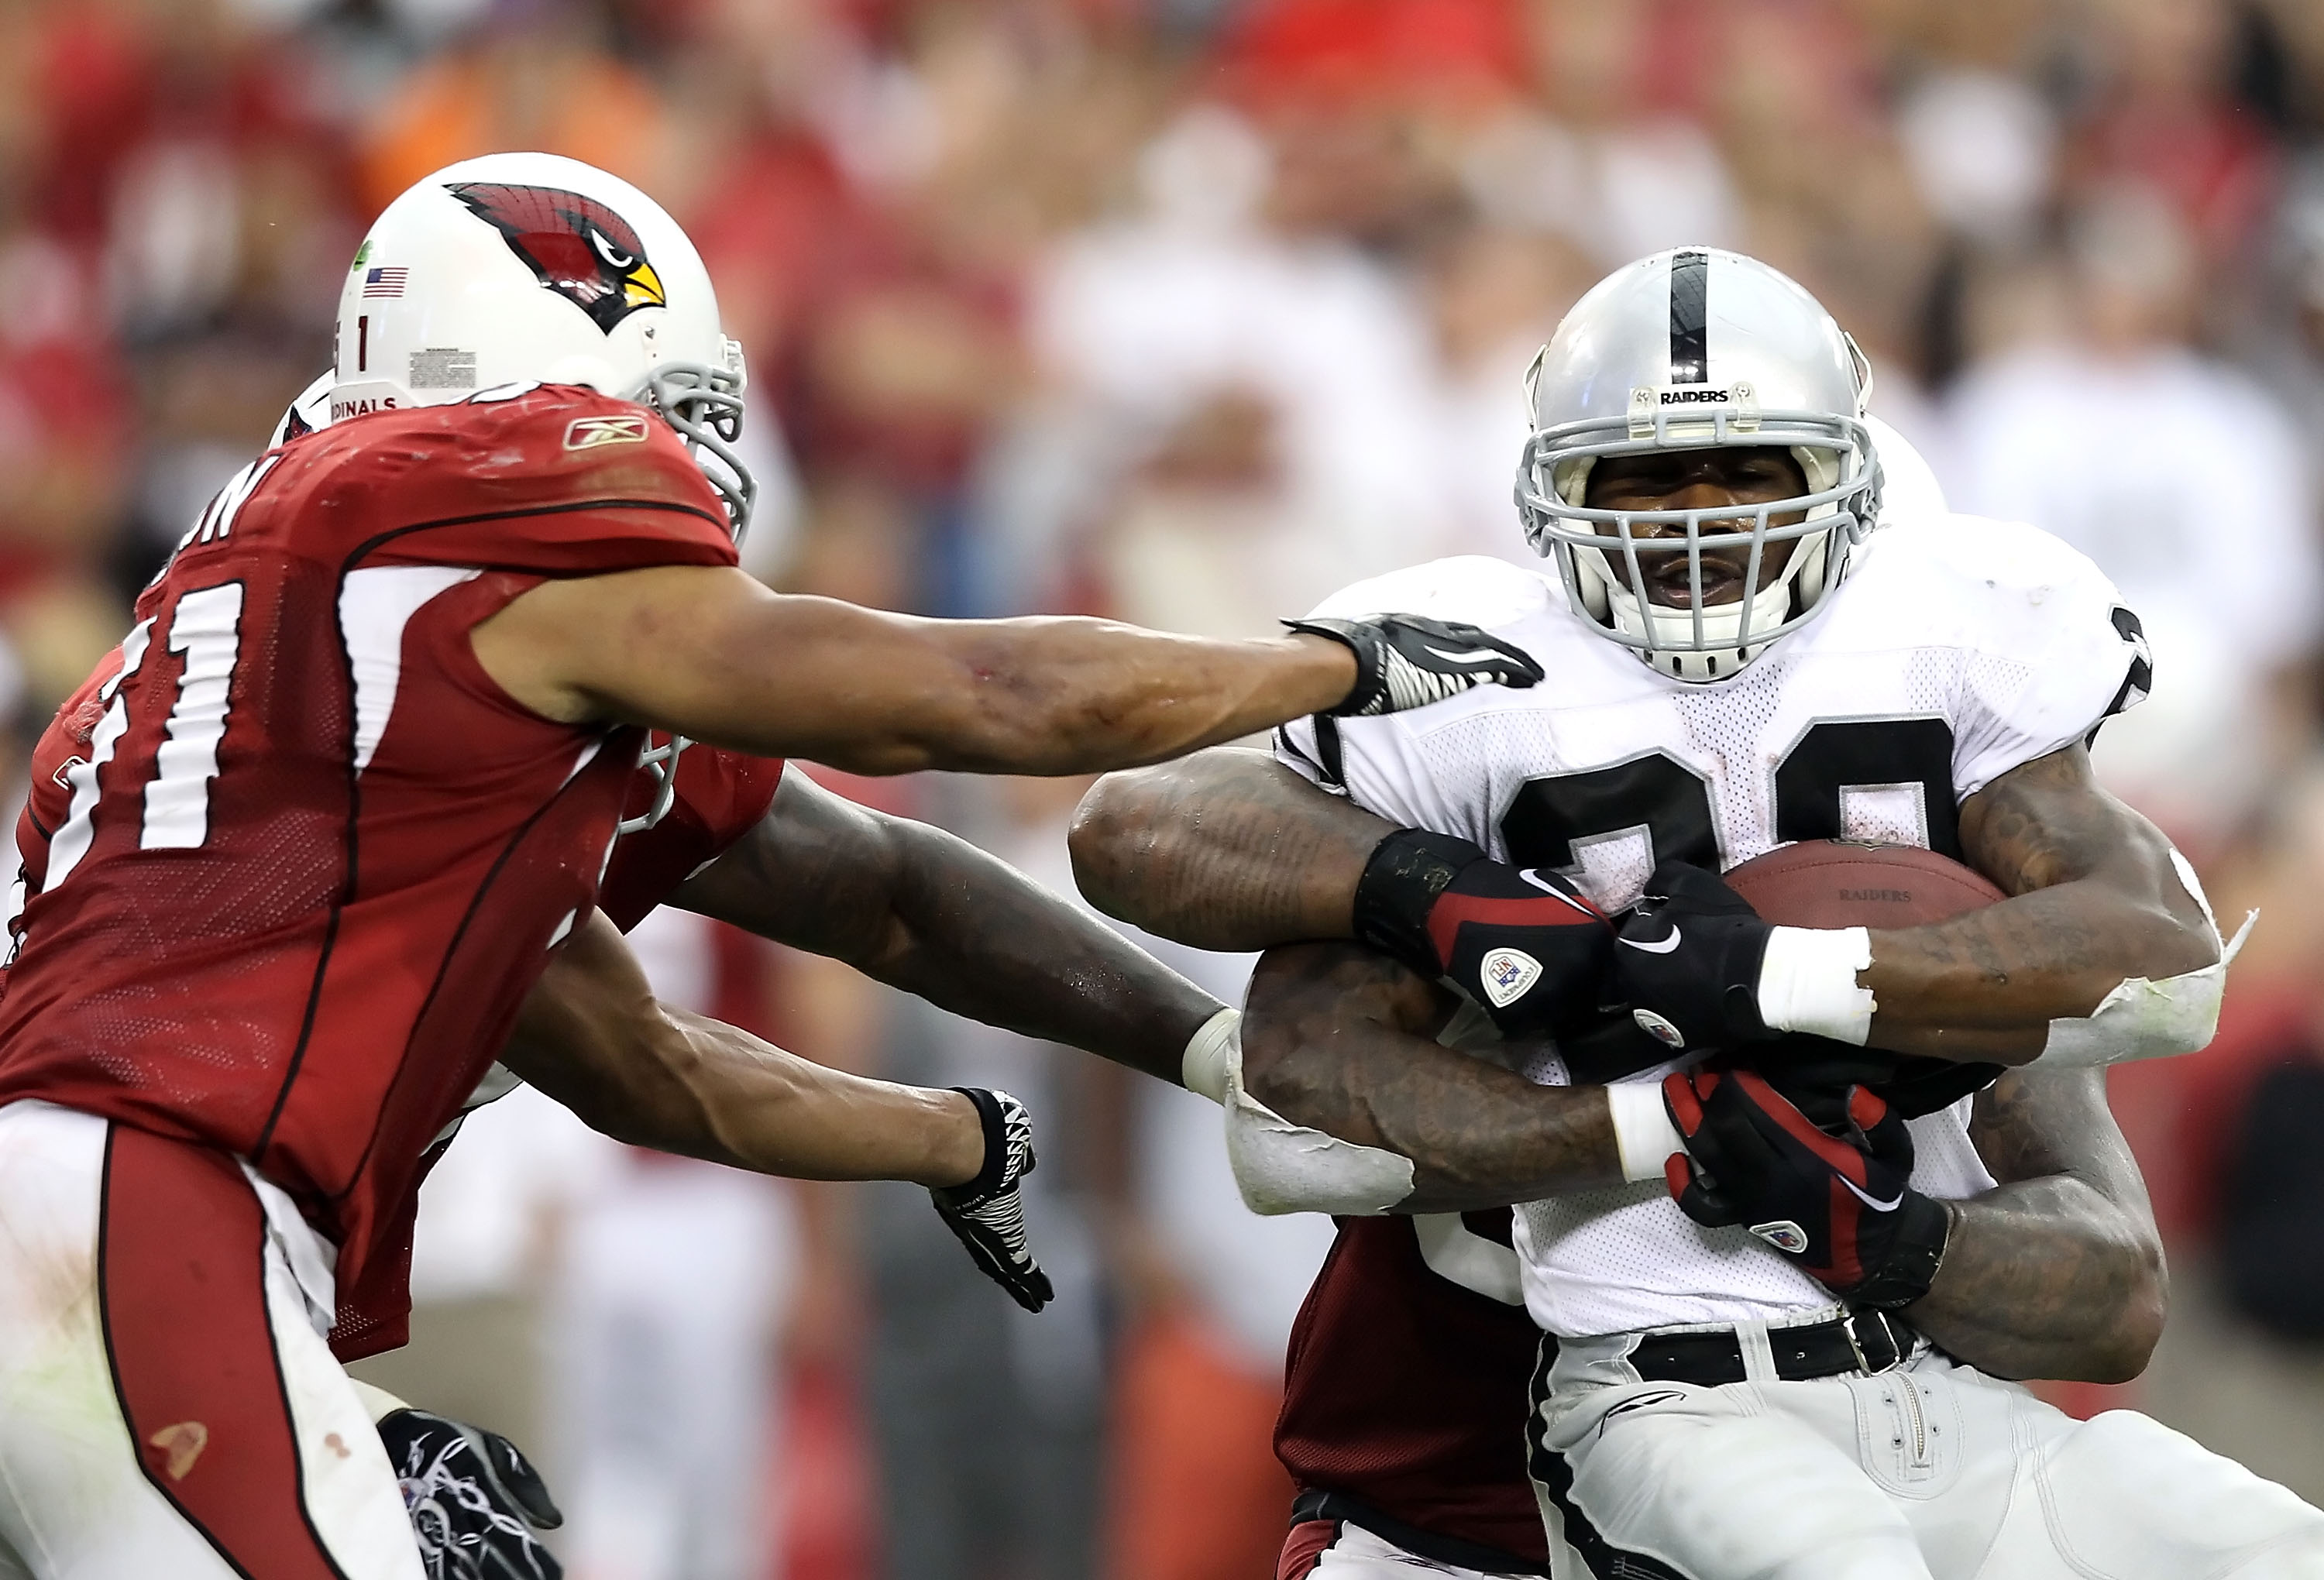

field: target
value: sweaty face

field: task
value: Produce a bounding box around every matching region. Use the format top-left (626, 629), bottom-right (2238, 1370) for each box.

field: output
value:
top-left (1584, 448), bottom-right (1809, 608)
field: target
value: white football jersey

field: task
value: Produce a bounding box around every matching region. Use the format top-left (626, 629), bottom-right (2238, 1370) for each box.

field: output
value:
top-left (1275, 514), bottom-right (2148, 1338)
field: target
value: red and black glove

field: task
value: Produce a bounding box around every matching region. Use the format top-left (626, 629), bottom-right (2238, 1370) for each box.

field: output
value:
top-left (1611, 860), bottom-right (1778, 1054)
top-left (1353, 828), bottom-right (1613, 1039)
top-left (1661, 1068), bottom-right (1953, 1310)
top-left (1747, 1037), bottom-right (2004, 1127)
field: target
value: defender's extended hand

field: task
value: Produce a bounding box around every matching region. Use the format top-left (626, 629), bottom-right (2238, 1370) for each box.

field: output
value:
top-left (1662, 1069), bottom-right (1951, 1310)
top-left (1612, 860), bottom-right (1778, 1053)
top-left (930, 1087), bottom-right (1054, 1313)
top-left (376, 1407), bottom-right (563, 1580)
top-left (1352, 829), bottom-right (1612, 1039)
top-left (1285, 615), bottom-right (1544, 716)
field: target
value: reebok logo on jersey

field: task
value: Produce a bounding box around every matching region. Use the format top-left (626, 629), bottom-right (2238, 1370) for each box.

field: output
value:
top-left (1632, 1008), bottom-right (1685, 1048)
top-left (1749, 1219), bottom-right (1810, 1254)
top-left (1480, 948), bottom-right (1542, 1008)
top-left (564, 414), bottom-right (651, 451)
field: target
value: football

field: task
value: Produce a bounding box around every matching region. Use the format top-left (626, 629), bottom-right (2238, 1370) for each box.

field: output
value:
top-left (1723, 840), bottom-right (2006, 929)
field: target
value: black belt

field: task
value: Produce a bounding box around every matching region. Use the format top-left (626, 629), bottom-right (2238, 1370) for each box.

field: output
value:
top-left (1290, 1488), bottom-right (1550, 1577)
top-left (1628, 1309), bottom-right (1913, 1386)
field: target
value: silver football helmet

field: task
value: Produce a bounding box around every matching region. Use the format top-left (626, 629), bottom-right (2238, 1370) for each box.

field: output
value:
top-left (1515, 248), bottom-right (1882, 682)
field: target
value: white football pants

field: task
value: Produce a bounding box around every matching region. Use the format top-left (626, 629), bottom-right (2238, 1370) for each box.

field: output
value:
top-left (0, 1100), bottom-right (418, 1580)
top-left (1529, 1326), bottom-right (2324, 1579)
top-left (1300, 1521), bottom-right (1522, 1577)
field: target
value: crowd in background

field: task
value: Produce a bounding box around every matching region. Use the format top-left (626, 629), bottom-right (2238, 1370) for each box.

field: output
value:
top-left (13, 0), bottom-right (2324, 1575)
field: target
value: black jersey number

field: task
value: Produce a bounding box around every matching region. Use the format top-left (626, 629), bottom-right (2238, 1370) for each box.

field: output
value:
top-left (1501, 717), bottom-right (1961, 874)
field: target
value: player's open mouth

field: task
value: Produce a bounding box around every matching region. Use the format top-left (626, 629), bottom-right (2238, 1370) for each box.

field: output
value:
top-left (1643, 556), bottom-right (1752, 607)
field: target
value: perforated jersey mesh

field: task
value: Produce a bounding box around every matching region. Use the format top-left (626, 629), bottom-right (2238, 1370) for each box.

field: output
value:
top-left (0, 386), bottom-right (741, 1301)
top-left (1281, 525), bottom-right (2127, 1335)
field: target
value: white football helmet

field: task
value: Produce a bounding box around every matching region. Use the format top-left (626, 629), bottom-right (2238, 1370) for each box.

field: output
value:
top-left (330, 151), bottom-right (755, 541)
top-left (1515, 248), bottom-right (1882, 682)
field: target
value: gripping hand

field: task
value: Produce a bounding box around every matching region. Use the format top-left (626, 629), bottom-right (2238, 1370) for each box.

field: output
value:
top-left (376, 1407), bottom-right (563, 1580)
top-left (1353, 829), bottom-right (1612, 1038)
top-left (1749, 1037), bottom-right (2004, 1127)
top-left (1286, 614), bottom-right (1544, 716)
top-left (930, 1087), bottom-right (1054, 1313)
top-left (1662, 1069), bottom-right (1952, 1309)
top-left (1611, 860), bottom-right (1777, 1053)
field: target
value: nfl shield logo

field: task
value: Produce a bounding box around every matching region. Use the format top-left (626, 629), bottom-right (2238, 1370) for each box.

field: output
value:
top-left (1632, 1008), bottom-right (1686, 1049)
top-left (1478, 947), bottom-right (1542, 1008)
top-left (1749, 1220), bottom-right (1810, 1254)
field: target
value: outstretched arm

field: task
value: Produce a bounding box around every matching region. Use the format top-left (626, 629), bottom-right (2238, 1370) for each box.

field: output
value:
top-left (675, 771), bottom-right (1226, 1085)
top-left (471, 568), bottom-right (1538, 775)
top-left (500, 907), bottom-right (983, 1186)
top-left (1908, 1067), bottom-right (2167, 1382)
top-left (1239, 942), bottom-right (1626, 1212)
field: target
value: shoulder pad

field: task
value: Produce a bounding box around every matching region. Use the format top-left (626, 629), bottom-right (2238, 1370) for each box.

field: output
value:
top-left (1305, 556), bottom-right (1559, 630)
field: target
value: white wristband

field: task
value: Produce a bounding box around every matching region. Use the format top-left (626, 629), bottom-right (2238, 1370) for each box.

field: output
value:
top-left (1606, 1081), bottom-right (1684, 1183)
top-left (1181, 1007), bottom-right (1239, 1104)
top-left (1757, 926), bottom-right (1875, 1046)
top-left (349, 1379), bottom-right (410, 1424)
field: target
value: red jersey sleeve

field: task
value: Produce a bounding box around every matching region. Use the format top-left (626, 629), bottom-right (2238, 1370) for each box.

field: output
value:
top-left (290, 385), bottom-right (741, 579)
top-left (598, 747), bottom-right (785, 932)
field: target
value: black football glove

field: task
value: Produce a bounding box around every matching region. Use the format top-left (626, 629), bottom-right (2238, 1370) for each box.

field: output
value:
top-left (1284, 614), bottom-right (1545, 716)
top-left (376, 1407), bottom-right (562, 1580)
top-left (1611, 860), bottom-right (1779, 1054)
top-left (1662, 1069), bottom-right (1953, 1310)
top-left (1353, 828), bottom-right (1613, 1039)
top-left (1559, 1003), bottom-right (1692, 1084)
top-left (1743, 1036), bottom-right (2003, 1128)
top-left (931, 1087), bottom-right (1054, 1313)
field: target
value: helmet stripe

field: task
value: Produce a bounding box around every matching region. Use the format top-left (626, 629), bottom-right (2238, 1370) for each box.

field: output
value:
top-left (1668, 248), bottom-right (1709, 384)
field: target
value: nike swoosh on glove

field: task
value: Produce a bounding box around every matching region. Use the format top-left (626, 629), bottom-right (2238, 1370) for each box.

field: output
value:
top-left (931, 1087), bottom-right (1054, 1313)
top-left (1284, 614), bottom-right (1544, 716)
top-left (1611, 860), bottom-right (1779, 1053)
top-left (376, 1407), bottom-right (562, 1580)
top-left (1662, 1069), bottom-right (1953, 1309)
top-left (1353, 828), bottom-right (1612, 1039)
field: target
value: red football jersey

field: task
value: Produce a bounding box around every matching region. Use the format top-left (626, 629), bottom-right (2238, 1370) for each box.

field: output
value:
top-left (318, 744), bottom-right (784, 1359)
top-left (1277, 1211), bottom-right (1549, 1569)
top-left (0, 384), bottom-right (737, 1300)
top-left (596, 744), bottom-right (785, 932)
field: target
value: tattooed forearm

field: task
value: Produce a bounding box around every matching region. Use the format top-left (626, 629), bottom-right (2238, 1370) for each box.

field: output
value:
top-left (1861, 745), bottom-right (2217, 1062)
top-left (1071, 748), bottom-right (1393, 950)
top-left (1903, 1069), bottom-right (2166, 1382)
top-left (679, 771), bottom-right (1222, 1084)
top-left (1243, 942), bottom-right (1623, 1212)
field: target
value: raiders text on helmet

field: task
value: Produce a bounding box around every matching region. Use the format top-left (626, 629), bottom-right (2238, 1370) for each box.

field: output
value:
top-left (330, 151), bottom-right (755, 546)
top-left (1515, 248), bottom-right (1883, 682)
